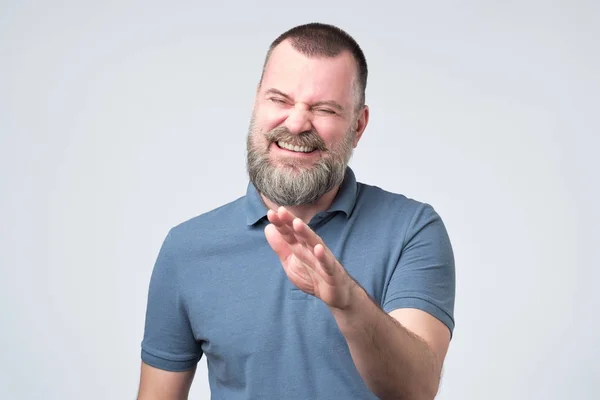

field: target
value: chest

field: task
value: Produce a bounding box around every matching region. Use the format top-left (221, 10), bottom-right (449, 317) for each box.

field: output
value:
top-left (179, 222), bottom-right (398, 362)
top-left (182, 222), bottom-right (397, 382)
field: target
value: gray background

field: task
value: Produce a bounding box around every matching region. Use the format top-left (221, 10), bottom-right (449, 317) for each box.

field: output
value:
top-left (1, 1), bottom-right (598, 399)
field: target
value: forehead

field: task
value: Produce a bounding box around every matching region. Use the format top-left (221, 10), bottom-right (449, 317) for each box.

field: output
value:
top-left (261, 40), bottom-right (357, 104)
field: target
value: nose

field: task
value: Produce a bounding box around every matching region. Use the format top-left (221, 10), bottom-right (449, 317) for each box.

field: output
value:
top-left (284, 103), bottom-right (313, 134)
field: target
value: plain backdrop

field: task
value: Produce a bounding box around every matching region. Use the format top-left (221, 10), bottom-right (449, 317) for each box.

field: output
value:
top-left (1, 1), bottom-right (598, 399)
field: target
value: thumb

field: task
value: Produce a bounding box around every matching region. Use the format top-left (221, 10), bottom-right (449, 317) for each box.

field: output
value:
top-left (264, 223), bottom-right (291, 262)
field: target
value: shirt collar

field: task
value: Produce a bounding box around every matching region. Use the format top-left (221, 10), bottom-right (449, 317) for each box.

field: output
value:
top-left (245, 167), bottom-right (358, 226)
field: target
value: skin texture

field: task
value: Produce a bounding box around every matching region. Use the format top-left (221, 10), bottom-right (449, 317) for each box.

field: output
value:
top-left (137, 363), bottom-right (195, 400)
top-left (138, 39), bottom-right (451, 400)
top-left (248, 40), bottom-right (369, 223)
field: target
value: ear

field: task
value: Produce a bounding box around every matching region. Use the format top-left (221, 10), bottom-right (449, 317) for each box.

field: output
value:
top-left (352, 105), bottom-right (369, 148)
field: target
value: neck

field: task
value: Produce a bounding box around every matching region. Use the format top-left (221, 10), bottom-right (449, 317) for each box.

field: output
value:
top-left (260, 185), bottom-right (341, 224)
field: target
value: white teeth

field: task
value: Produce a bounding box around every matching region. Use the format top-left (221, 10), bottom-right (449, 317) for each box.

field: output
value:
top-left (277, 141), bottom-right (315, 153)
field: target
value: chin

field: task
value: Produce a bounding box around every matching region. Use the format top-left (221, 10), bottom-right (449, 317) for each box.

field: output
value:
top-left (272, 159), bottom-right (315, 171)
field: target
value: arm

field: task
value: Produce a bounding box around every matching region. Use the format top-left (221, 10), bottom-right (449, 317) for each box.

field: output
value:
top-left (331, 201), bottom-right (454, 399)
top-left (139, 230), bottom-right (203, 398)
top-left (137, 362), bottom-right (196, 400)
top-left (264, 205), bottom-right (454, 400)
top-left (331, 284), bottom-right (450, 400)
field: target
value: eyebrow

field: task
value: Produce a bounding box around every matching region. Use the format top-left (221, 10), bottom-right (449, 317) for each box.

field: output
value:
top-left (265, 88), bottom-right (346, 113)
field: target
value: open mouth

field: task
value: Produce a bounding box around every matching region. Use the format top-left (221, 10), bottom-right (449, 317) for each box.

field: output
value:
top-left (275, 141), bottom-right (317, 153)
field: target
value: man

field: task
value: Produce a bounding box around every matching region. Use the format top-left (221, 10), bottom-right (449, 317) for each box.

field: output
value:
top-left (137, 22), bottom-right (455, 400)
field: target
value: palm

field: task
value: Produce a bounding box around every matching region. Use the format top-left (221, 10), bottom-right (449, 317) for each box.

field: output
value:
top-left (264, 207), bottom-right (352, 309)
top-left (281, 246), bottom-right (319, 295)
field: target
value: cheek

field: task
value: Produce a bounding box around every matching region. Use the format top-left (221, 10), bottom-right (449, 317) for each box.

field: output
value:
top-left (256, 105), bottom-right (287, 131)
top-left (313, 120), bottom-right (350, 145)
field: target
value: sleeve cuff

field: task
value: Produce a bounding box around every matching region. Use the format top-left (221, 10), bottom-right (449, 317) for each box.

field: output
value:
top-left (141, 348), bottom-right (201, 372)
top-left (383, 296), bottom-right (455, 338)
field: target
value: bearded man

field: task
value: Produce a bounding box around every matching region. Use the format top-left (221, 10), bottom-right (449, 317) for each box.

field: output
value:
top-left (138, 22), bottom-right (455, 400)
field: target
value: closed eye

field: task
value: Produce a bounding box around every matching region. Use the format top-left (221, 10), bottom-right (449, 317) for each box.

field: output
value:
top-left (315, 108), bottom-right (336, 115)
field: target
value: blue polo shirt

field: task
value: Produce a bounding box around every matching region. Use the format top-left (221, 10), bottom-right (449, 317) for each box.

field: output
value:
top-left (141, 167), bottom-right (455, 399)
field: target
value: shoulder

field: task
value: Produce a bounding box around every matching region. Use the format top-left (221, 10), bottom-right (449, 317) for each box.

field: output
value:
top-left (162, 195), bottom-right (248, 252)
top-left (356, 181), bottom-right (439, 221)
top-left (353, 181), bottom-right (450, 247)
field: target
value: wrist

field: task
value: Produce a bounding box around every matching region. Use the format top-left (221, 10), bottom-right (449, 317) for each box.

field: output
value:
top-left (330, 280), bottom-right (369, 324)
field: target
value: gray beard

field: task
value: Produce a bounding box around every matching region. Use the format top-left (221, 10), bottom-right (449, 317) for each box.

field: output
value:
top-left (246, 122), bottom-right (355, 207)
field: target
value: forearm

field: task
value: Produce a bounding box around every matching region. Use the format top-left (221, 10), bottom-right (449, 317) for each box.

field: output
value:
top-left (137, 362), bottom-right (195, 400)
top-left (330, 283), bottom-right (440, 400)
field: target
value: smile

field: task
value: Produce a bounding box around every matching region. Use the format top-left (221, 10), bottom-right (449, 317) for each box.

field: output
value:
top-left (276, 141), bottom-right (317, 153)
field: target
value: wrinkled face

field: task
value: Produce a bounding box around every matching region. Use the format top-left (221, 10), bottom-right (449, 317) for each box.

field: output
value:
top-left (246, 40), bottom-right (363, 206)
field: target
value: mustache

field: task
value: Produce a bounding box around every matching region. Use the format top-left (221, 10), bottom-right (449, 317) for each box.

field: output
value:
top-left (265, 126), bottom-right (328, 151)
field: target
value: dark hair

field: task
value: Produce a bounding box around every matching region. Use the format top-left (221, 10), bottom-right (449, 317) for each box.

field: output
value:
top-left (260, 22), bottom-right (368, 110)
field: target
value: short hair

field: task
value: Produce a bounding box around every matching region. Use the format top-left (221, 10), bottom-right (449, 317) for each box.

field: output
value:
top-left (260, 22), bottom-right (368, 111)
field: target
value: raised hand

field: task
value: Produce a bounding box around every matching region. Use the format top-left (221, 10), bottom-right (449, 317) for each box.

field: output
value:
top-left (264, 206), bottom-right (356, 310)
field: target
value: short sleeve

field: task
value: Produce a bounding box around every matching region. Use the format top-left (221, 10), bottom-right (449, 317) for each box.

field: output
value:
top-left (382, 204), bottom-right (456, 336)
top-left (140, 230), bottom-right (203, 371)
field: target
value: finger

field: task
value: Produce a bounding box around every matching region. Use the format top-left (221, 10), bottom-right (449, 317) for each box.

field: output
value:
top-left (314, 244), bottom-right (336, 277)
top-left (292, 218), bottom-right (324, 249)
top-left (267, 209), bottom-right (284, 225)
top-left (267, 209), bottom-right (298, 244)
top-left (280, 255), bottom-right (314, 288)
top-left (276, 206), bottom-right (297, 229)
top-left (288, 242), bottom-right (320, 271)
top-left (291, 218), bottom-right (337, 277)
top-left (264, 223), bottom-right (292, 262)
top-left (268, 209), bottom-right (295, 234)
top-left (287, 239), bottom-right (336, 283)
